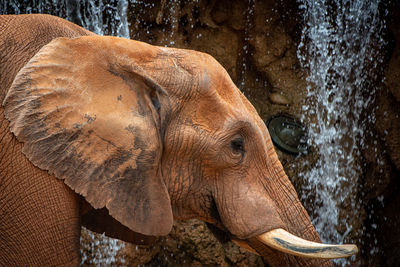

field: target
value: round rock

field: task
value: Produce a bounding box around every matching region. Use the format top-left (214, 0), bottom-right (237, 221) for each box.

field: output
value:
top-left (266, 114), bottom-right (308, 155)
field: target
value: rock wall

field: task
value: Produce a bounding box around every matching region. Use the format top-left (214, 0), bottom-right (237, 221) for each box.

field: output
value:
top-left (365, 2), bottom-right (400, 266)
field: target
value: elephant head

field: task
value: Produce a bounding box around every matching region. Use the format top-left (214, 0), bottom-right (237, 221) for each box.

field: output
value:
top-left (3, 35), bottom-right (357, 265)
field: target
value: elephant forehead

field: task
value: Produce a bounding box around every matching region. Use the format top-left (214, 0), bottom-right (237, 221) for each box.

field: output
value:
top-left (189, 57), bottom-right (248, 109)
top-left (190, 73), bottom-right (254, 130)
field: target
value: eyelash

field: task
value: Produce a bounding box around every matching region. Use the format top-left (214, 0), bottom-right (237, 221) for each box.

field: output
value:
top-left (231, 138), bottom-right (245, 154)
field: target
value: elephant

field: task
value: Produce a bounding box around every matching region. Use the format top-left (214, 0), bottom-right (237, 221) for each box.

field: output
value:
top-left (0, 14), bottom-right (357, 266)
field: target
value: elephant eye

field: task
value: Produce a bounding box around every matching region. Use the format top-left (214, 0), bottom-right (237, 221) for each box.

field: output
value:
top-left (231, 137), bottom-right (245, 154)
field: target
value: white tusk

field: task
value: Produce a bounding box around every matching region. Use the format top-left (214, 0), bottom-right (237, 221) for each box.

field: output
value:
top-left (257, 228), bottom-right (358, 259)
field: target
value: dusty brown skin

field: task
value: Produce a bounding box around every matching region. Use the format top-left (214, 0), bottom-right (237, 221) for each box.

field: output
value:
top-left (0, 14), bottom-right (331, 266)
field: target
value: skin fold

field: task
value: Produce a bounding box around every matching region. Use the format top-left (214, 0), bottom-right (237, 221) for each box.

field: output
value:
top-left (0, 14), bottom-right (332, 266)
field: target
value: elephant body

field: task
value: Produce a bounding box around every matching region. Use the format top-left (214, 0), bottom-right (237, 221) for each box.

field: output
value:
top-left (0, 15), bottom-right (156, 265)
top-left (0, 14), bottom-right (341, 266)
top-left (0, 14), bottom-right (88, 265)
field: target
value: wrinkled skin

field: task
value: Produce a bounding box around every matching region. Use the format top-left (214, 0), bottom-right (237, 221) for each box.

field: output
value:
top-left (0, 14), bottom-right (332, 266)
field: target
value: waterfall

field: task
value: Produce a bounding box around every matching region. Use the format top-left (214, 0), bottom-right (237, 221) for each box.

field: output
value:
top-left (0, 0), bottom-right (130, 38)
top-left (297, 0), bottom-right (385, 263)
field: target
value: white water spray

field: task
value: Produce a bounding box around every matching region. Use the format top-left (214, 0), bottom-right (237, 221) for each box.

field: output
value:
top-left (1, 0), bottom-right (130, 38)
top-left (297, 0), bottom-right (385, 259)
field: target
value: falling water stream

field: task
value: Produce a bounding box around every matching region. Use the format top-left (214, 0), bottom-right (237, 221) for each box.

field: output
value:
top-left (297, 0), bottom-right (385, 264)
top-left (1, 0), bottom-right (129, 38)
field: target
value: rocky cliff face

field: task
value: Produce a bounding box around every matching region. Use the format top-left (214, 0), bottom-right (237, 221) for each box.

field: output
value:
top-left (367, 2), bottom-right (400, 266)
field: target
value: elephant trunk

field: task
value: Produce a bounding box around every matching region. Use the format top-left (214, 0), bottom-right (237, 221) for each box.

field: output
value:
top-left (248, 143), bottom-right (356, 266)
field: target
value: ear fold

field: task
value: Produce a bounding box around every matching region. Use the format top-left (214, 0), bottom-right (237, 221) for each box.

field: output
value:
top-left (3, 36), bottom-right (173, 236)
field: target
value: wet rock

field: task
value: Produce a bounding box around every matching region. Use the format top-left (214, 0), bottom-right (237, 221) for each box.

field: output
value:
top-left (379, 4), bottom-right (400, 172)
top-left (386, 47), bottom-right (400, 102)
top-left (118, 220), bottom-right (264, 266)
top-left (247, 0), bottom-right (307, 114)
top-left (251, 30), bottom-right (290, 69)
top-left (211, 1), bottom-right (246, 30)
top-left (385, 6), bottom-right (400, 102)
top-left (188, 27), bottom-right (239, 80)
top-left (269, 92), bottom-right (291, 105)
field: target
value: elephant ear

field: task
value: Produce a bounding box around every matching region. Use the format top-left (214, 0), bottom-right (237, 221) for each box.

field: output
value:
top-left (3, 36), bottom-right (173, 236)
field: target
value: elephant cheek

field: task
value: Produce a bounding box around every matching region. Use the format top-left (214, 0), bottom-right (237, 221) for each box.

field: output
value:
top-left (214, 183), bottom-right (285, 239)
